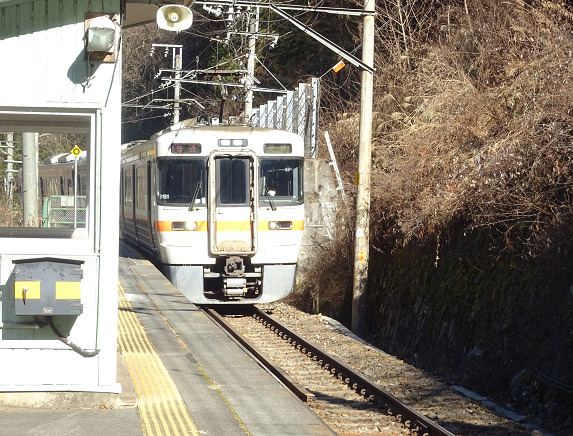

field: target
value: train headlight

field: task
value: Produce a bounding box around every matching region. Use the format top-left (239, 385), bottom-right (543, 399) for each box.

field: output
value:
top-left (171, 221), bottom-right (198, 231)
top-left (268, 221), bottom-right (292, 230)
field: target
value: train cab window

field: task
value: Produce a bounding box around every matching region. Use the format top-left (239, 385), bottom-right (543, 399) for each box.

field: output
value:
top-left (157, 158), bottom-right (206, 206)
top-left (216, 158), bottom-right (249, 206)
top-left (0, 130), bottom-right (89, 232)
top-left (259, 158), bottom-right (303, 205)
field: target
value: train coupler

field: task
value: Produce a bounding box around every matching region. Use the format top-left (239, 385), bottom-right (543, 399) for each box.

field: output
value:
top-left (223, 277), bottom-right (247, 296)
top-left (225, 256), bottom-right (245, 275)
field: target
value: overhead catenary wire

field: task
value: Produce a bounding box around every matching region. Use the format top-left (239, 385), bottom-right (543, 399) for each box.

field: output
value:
top-left (125, 0), bottom-right (362, 123)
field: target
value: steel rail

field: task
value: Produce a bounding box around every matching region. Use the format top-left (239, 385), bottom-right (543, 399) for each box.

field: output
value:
top-left (202, 307), bottom-right (315, 403)
top-left (251, 307), bottom-right (457, 436)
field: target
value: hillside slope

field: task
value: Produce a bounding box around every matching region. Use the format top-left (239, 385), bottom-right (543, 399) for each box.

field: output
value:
top-left (296, 1), bottom-right (573, 433)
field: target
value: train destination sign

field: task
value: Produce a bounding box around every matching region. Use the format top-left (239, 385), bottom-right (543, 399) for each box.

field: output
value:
top-left (171, 143), bottom-right (201, 154)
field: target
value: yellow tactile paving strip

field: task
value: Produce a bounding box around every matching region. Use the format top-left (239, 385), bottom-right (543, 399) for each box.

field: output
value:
top-left (117, 283), bottom-right (200, 436)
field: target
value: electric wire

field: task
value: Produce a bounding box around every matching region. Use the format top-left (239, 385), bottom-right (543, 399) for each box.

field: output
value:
top-left (123, 0), bottom-right (342, 122)
top-left (254, 54), bottom-right (287, 90)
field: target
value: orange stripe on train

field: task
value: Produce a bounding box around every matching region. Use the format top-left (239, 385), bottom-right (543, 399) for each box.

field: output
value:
top-left (156, 221), bottom-right (208, 231)
top-left (157, 220), bottom-right (304, 232)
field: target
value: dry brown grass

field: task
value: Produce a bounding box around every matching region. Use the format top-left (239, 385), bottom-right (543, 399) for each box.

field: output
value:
top-left (320, 0), bottom-right (573, 258)
top-left (0, 192), bottom-right (21, 227)
top-left (290, 206), bottom-right (355, 319)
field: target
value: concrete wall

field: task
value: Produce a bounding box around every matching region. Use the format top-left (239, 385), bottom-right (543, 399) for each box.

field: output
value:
top-left (298, 158), bottom-right (343, 272)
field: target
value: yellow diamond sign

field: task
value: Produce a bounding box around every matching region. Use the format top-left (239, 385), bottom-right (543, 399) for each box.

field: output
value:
top-left (70, 145), bottom-right (83, 157)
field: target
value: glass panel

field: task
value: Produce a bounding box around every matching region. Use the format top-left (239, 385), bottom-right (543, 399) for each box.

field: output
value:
top-left (259, 158), bottom-right (303, 205)
top-left (263, 143), bottom-right (292, 154)
top-left (124, 168), bottom-right (133, 207)
top-left (157, 158), bottom-right (206, 205)
top-left (136, 166), bottom-right (146, 210)
top-left (217, 158), bottom-right (248, 206)
top-left (171, 143), bottom-right (201, 154)
top-left (0, 131), bottom-right (89, 230)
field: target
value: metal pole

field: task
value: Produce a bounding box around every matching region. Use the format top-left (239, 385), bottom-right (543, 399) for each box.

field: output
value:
top-left (244, 8), bottom-right (257, 122)
top-left (74, 156), bottom-right (78, 227)
top-left (6, 132), bottom-right (14, 210)
top-left (22, 132), bottom-right (39, 227)
top-left (352, 0), bottom-right (375, 336)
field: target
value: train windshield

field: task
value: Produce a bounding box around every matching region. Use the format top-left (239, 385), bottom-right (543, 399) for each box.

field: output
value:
top-left (157, 158), bottom-right (207, 206)
top-left (259, 158), bottom-right (303, 205)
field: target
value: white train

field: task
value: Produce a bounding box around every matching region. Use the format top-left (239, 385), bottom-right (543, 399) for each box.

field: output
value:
top-left (120, 119), bottom-right (305, 304)
top-left (19, 151), bottom-right (88, 228)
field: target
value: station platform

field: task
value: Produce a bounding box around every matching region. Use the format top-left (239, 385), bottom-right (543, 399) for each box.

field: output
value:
top-left (0, 244), bottom-right (334, 436)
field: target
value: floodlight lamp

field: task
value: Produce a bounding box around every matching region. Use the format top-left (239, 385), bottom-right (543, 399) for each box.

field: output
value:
top-left (84, 13), bottom-right (118, 62)
top-left (87, 16), bottom-right (116, 52)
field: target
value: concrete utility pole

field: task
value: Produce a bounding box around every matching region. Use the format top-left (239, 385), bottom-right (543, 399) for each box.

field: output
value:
top-left (150, 44), bottom-right (184, 124)
top-left (244, 7), bottom-right (257, 122)
top-left (22, 132), bottom-right (39, 227)
top-left (352, 0), bottom-right (375, 336)
top-left (173, 52), bottom-right (182, 124)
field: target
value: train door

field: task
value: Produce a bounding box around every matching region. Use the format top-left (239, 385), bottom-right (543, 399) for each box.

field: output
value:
top-left (121, 164), bottom-right (137, 240)
top-left (131, 164), bottom-right (138, 240)
top-left (146, 160), bottom-right (155, 250)
top-left (208, 151), bottom-right (257, 256)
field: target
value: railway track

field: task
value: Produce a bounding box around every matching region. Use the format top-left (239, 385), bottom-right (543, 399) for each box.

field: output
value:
top-left (202, 306), bottom-right (457, 436)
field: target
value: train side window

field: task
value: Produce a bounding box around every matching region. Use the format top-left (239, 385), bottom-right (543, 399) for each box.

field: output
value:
top-left (124, 169), bottom-right (133, 207)
top-left (136, 166), bottom-right (146, 210)
top-left (259, 158), bottom-right (303, 205)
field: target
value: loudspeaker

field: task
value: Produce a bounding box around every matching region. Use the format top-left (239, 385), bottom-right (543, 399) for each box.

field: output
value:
top-left (156, 5), bottom-right (193, 32)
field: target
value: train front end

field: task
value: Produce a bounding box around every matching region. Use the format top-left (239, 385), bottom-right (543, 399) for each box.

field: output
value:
top-left (154, 124), bottom-right (304, 304)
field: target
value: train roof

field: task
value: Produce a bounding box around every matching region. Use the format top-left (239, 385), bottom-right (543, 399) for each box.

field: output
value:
top-left (146, 118), bottom-right (302, 140)
top-left (42, 151), bottom-right (86, 164)
top-left (121, 119), bottom-right (305, 157)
